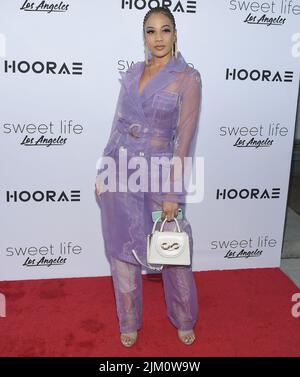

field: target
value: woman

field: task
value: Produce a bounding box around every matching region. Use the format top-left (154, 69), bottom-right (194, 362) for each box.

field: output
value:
top-left (95, 6), bottom-right (202, 347)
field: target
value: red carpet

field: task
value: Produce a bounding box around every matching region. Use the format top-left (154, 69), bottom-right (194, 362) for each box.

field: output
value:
top-left (0, 268), bottom-right (299, 357)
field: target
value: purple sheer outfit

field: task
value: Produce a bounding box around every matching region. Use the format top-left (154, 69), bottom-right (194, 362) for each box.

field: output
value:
top-left (96, 51), bottom-right (202, 333)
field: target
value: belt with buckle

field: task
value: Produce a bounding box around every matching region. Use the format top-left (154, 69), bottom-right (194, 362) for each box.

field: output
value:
top-left (117, 118), bottom-right (144, 139)
top-left (128, 123), bottom-right (142, 138)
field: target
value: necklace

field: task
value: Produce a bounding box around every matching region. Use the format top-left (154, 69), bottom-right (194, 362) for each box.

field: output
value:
top-left (147, 63), bottom-right (152, 81)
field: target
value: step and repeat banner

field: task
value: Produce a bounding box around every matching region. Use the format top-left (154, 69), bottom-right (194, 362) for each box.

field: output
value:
top-left (0, 1), bottom-right (299, 280)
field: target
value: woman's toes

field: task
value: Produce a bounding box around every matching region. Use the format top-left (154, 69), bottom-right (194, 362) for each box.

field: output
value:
top-left (120, 332), bottom-right (137, 347)
top-left (178, 329), bottom-right (196, 345)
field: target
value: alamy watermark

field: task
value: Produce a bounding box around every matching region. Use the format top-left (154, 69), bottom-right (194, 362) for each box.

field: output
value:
top-left (0, 33), bottom-right (6, 58)
top-left (291, 32), bottom-right (300, 58)
top-left (0, 293), bottom-right (6, 318)
top-left (95, 148), bottom-right (205, 203)
top-left (291, 292), bottom-right (300, 318)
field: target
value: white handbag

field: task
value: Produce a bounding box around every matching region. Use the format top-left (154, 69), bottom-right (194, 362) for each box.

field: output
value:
top-left (132, 216), bottom-right (190, 271)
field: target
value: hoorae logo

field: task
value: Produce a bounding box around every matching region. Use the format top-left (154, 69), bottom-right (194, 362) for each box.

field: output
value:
top-left (216, 187), bottom-right (280, 200)
top-left (3, 60), bottom-right (82, 75)
top-left (5, 190), bottom-right (80, 203)
top-left (226, 68), bottom-right (294, 82)
top-left (121, 0), bottom-right (197, 13)
top-left (229, 0), bottom-right (300, 26)
top-left (20, 0), bottom-right (70, 13)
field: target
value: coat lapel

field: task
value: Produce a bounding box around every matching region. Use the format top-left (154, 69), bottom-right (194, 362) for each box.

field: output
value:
top-left (118, 51), bottom-right (187, 125)
top-left (137, 51), bottom-right (187, 104)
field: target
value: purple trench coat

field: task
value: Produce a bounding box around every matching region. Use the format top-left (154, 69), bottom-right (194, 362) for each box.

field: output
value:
top-left (96, 51), bottom-right (202, 267)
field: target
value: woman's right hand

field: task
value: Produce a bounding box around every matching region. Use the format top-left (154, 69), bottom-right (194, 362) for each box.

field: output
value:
top-left (162, 201), bottom-right (179, 221)
top-left (95, 176), bottom-right (102, 197)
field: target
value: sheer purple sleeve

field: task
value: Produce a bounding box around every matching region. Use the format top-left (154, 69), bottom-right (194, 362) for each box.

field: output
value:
top-left (95, 71), bottom-right (126, 178)
top-left (162, 69), bottom-right (202, 204)
top-left (103, 71), bottom-right (126, 150)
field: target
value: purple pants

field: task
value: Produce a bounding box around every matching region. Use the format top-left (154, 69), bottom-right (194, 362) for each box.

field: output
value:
top-left (109, 256), bottom-right (199, 333)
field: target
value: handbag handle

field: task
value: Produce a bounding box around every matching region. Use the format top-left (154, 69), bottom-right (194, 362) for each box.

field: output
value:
top-left (131, 248), bottom-right (164, 271)
top-left (151, 216), bottom-right (181, 234)
top-left (151, 217), bottom-right (161, 234)
top-left (160, 217), bottom-right (181, 233)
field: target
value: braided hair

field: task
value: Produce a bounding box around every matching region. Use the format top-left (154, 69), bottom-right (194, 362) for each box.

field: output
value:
top-left (143, 6), bottom-right (176, 33)
top-left (143, 6), bottom-right (177, 56)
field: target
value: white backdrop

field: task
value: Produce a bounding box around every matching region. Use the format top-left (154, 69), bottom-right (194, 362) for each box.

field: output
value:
top-left (0, 0), bottom-right (299, 281)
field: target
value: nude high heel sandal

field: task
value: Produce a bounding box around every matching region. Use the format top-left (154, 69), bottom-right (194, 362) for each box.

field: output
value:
top-left (120, 331), bottom-right (138, 347)
top-left (178, 329), bottom-right (196, 345)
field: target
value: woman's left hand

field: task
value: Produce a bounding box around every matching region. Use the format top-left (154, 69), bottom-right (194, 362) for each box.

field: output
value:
top-left (162, 201), bottom-right (179, 221)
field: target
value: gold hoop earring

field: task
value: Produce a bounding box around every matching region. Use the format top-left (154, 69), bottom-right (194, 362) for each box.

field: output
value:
top-left (145, 45), bottom-right (149, 65)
